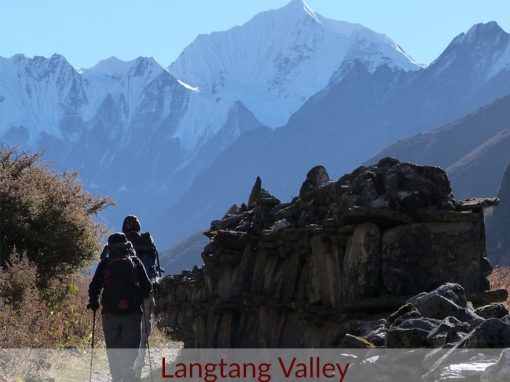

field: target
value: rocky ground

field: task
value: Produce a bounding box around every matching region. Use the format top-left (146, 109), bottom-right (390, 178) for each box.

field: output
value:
top-left (341, 282), bottom-right (510, 349)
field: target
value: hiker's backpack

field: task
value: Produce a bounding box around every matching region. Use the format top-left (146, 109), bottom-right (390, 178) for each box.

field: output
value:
top-left (102, 255), bottom-right (142, 312)
top-left (126, 231), bottom-right (158, 280)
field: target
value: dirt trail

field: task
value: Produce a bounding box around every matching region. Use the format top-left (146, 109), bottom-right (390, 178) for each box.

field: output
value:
top-left (0, 342), bottom-right (183, 381)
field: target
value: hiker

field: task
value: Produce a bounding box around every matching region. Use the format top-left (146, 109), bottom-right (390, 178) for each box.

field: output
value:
top-left (121, 215), bottom-right (162, 379)
top-left (88, 232), bottom-right (152, 382)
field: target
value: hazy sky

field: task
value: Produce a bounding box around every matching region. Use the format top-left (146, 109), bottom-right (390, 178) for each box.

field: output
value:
top-left (1, 0), bottom-right (509, 68)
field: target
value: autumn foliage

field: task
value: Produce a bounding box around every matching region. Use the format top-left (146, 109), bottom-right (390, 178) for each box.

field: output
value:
top-left (0, 146), bottom-right (111, 347)
top-left (489, 266), bottom-right (510, 308)
top-left (0, 253), bottom-right (105, 348)
top-left (0, 147), bottom-right (111, 283)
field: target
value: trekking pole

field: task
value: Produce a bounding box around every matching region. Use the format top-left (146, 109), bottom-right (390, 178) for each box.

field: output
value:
top-left (142, 306), bottom-right (154, 382)
top-left (89, 309), bottom-right (96, 382)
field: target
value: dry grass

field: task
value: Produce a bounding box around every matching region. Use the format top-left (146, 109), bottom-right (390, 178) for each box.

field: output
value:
top-left (488, 266), bottom-right (510, 308)
top-left (0, 253), bottom-right (179, 380)
top-left (0, 252), bottom-right (176, 350)
top-left (0, 253), bottom-right (103, 348)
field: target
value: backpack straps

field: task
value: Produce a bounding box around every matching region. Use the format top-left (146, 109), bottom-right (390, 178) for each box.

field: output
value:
top-left (103, 255), bottom-right (137, 288)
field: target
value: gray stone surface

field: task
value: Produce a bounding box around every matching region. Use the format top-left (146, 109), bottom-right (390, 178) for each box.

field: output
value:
top-left (342, 223), bottom-right (381, 303)
top-left (465, 319), bottom-right (510, 348)
top-left (156, 160), bottom-right (498, 348)
top-left (475, 304), bottom-right (509, 319)
top-left (407, 283), bottom-right (479, 321)
top-left (382, 224), bottom-right (485, 295)
top-left (299, 165), bottom-right (330, 198)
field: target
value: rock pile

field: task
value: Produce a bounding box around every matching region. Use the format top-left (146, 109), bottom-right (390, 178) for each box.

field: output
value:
top-left (360, 282), bottom-right (510, 348)
top-left (156, 158), bottom-right (506, 347)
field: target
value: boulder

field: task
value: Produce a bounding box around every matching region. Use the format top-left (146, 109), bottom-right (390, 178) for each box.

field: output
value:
top-left (382, 161), bottom-right (452, 211)
top-left (387, 303), bottom-right (421, 327)
top-left (363, 326), bottom-right (387, 347)
top-left (398, 317), bottom-right (440, 332)
top-left (407, 283), bottom-right (479, 321)
top-left (386, 327), bottom-right (430, 348)
top-left (299, 165), bottom-right (330, 198)
top-left (468, 288), bottom-right (509, 306)
top-left (475, 304), bottom-right (509, 319)
top-left (248, 176), bottom-right (263, 208)
top-left (248, 176), bottom-right (277, 210)
top-left (465, 319), bottom-right (510, 348)
top-left (426, 316), bottom-right (470, 347)
top-left (387, 317), bottom-right (441, 348)
top-left (339, 334), bottom-right (375, 348)
top-left (271, 219), bottom-right (291, 233)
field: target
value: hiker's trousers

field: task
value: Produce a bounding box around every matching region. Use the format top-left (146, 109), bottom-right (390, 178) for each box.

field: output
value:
top-left (102, 311), bottom-right (142, 382)
top-left (134, 295), bottom-right (155, 378)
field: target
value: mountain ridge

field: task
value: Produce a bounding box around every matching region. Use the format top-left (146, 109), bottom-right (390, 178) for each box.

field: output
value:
top-left (0, 0), bottom-right (420, 245)
top-left (370, 94), bottom-right (510, 198)
top-left (157, 21), bottom-right (510, 248)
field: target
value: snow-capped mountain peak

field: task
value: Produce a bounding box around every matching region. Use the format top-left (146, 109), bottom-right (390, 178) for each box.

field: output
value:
top-left (169, 0), bottom-right (420, 134)
top-left (301, 0), bottom-right (321, 24)
top-left (2, 53), bottom-right (78, 80)
top-left (80, 56), bottom-right (170, 121)
top-left (85, 56), bottom-right (165, 79)
top-left (277, 0), bottom-right (323, 24)
top-left (0, 53), bottom-right (86, 141)
top-left (430, 21), bottom-right (510, 78)
top-left (87, 56), bottom-right (133, 77)
top-left (463, 21), bottom-right (507, 45)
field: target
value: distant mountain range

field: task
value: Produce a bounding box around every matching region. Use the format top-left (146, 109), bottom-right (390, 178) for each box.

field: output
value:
top-left (371, 94), bottom-right (510, 199)
top-left (0, 0), bottom-right (420, 242)
top-left (161, 20), bottom-right (510, 256)
top-left (2, 1), bottom-right (510, 269)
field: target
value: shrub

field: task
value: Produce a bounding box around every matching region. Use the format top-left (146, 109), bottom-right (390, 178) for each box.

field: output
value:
top-left (0, 252), bottom-right (105, 348)
top-left (0, 146), bottom-right (112, 284)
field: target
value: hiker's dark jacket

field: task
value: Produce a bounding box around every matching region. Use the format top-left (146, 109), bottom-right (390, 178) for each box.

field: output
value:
top-left (89, 242), bottom-right (152, 314)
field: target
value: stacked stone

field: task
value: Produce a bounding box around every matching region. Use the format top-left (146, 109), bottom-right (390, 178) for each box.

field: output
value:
top-left (362, 283), bottom-right (510, 348)
top-left (156, 158), bottom-right (505, 348)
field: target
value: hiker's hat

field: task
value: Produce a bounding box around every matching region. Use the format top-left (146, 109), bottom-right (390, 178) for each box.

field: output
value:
top-left (122, 215), bottom-right (141, 234)
top-left (108, 232), bottom-right (128, 246)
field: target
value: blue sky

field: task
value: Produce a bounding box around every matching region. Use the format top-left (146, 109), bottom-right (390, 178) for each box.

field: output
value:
top-left (1, 0), bottom-right (509, 68)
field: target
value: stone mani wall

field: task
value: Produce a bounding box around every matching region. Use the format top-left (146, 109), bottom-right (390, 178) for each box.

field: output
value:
top-left (156, 158), bottom-right (498, 347)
